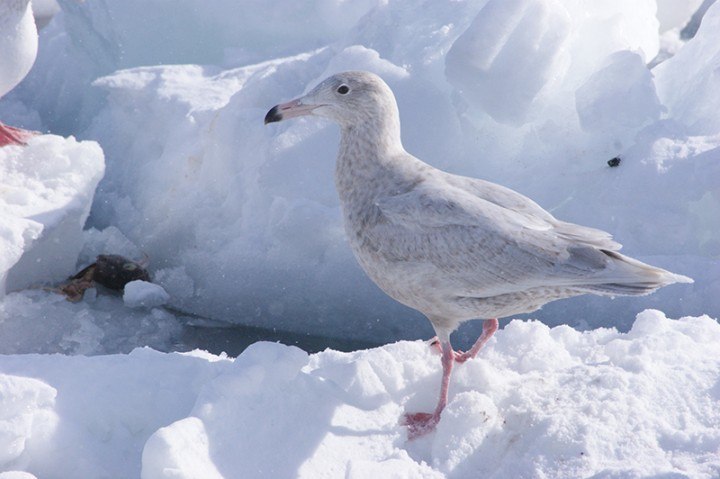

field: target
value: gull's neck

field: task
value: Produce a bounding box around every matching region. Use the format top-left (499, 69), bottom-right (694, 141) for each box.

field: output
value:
top-left (335, 116), bottom-right (405, 200)
top-left (336, 98), bottom-right (405, 171)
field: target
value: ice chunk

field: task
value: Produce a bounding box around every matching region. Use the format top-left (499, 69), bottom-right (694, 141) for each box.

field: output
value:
top-left (445, 0), bottom-right (659, 126)
top-left (562, 0), bottom-right (659, 67)
top-left (575, 51), bottom-right (662, 136)
top-left (445, 0), bottom-right (572, 125)
top-left (315, 45), bottom-right (409, 84)
top-left (0, 135), bottom-right (104, 295)
top-left (654, 1), bottom-right (720, 135)
top-left (123, 280), bottom-right (170, 309)
top-left (656, 0), bottom-right (704, 32)
top-left (0, 216), bottom-right (41, 296)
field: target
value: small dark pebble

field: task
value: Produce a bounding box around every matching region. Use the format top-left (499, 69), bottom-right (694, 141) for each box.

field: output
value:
top-left (607, 157), bottom-right (621, 167)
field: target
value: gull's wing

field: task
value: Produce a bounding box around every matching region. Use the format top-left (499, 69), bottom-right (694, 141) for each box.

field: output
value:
top-left (373, 175), bottom-right (628, 296)
top-left (376, 177), bottom-right (554, 233)
top-left (444, 173), bottom-right (621, 250)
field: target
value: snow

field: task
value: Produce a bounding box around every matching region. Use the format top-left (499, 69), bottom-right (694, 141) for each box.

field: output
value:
top-left (123, 280), bottom-right (170, 309)
top-left (575, 50), bottom-right (662, 135)
top-left (445, 0), bottom-right (659, 126)
top-left (656, 0), bottom-right (705, 32)
top-left (0, 290), bottom-right (182, 355)
top-left (0, 135), bottom-right (103, 295)
top-left (0, 311), bottom-right (718, 478)
top-left (654, 0), bottom-right (720, 135)
top-left (0, 0), bottom-right (719, 476)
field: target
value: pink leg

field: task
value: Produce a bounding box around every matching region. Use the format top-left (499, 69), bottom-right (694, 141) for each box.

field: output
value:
top-left (429, 319), bottom-right (498, 363)
top-left (402, 339), bottom-right (454, 439)
top-left (0, 123), bottom-right (36, 147)
top-left (454, 318), bottom-right (498, 363)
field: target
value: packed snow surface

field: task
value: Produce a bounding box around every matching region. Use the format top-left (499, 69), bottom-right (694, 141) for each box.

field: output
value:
top-left (0, 311), bottom-right (719, 478)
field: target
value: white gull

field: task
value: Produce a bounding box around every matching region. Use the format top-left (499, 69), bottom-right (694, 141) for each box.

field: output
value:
top-left (264, 71), bottom-right (693, 438)
top-left (0, 0), bottom-right (38, 146)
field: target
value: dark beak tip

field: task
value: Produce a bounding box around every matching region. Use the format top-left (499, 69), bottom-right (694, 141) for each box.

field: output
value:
top-left (264, 105), bottom-right (282, 125)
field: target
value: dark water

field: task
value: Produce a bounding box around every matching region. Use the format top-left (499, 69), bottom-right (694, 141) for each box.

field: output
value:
top-left (179, 323), bottom-right (382, 356)
top-left (171, 310), bottom-right (382, 356)
top-left (172, 312), bottom-right (502, 357)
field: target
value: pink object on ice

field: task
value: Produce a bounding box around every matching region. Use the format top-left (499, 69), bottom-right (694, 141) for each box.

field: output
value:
top-left (0, 0), bottom-right (38, 147)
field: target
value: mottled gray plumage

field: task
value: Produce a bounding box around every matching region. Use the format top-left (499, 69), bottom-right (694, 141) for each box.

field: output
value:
top-left (265, 71), bottom-right (692, 436)
top-left (267, 71), bottom-right (691, 338)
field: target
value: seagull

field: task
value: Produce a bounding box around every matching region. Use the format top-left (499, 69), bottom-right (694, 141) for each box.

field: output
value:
top-left (264, 71), bottom-right (693, 439)
top-left (0, 0), bottom-right (38, 146)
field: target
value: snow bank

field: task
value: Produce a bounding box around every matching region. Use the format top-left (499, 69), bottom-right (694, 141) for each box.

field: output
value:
top-left (0, 0), bottom-right (717, 344)
top-left (0, 135), bottom-right (104, 295)
top-left (0, 347), bottom-right (226, 478)
top-left (0, 311), bottom-right (718, 478)
top-left (5, 0), bottom-right (383, 134)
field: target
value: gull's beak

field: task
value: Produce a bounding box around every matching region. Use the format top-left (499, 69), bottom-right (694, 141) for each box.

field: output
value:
top-left (264, 98), bottom-right (318, 124)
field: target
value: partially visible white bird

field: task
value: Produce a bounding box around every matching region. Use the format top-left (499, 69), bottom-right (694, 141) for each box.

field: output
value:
top-left (265, 71), bottom-right (693, 439)
top-left (0, 0), bottom-right (38, 146)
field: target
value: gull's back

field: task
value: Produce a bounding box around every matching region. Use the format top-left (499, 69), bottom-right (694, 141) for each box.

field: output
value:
top-left (278, 70), bottom-right (692, 330)
top-left (343, 152), bottom-right (688, 326)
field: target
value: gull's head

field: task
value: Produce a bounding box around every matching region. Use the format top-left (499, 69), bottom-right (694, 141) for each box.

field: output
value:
top-left (264, 71), bottom-right (399, 129)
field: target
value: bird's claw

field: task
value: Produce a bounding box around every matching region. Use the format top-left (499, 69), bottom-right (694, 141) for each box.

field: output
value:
top-left (428, 337), bottom-right (471, 363)
top-left (452, 350), bottom-right (472, 363)
top-left (401, 412), bottom-right (439, 439)
top-left (0, 124), bottom-right (37, 147)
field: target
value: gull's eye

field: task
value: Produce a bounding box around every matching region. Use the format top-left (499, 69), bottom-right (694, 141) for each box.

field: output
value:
top-left (337, 84), bottom-right (350, 95)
